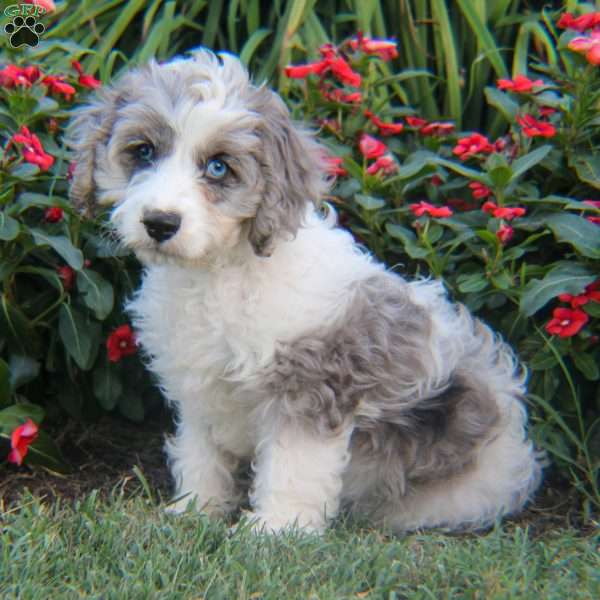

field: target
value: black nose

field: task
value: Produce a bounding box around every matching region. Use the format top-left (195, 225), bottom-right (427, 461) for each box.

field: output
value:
top-left (142, 210), bottom-right (181, 243)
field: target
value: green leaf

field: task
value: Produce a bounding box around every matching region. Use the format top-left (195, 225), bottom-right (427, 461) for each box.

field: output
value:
top-left (510, 145), bottom-right (552, 182)
top-left (9, 355), bottom-right (40, 390)
top-left (0, 359), bottom-right (10, 406)
top-left (545, 213), bottom-right (600, 258)
top-left (59, 305), bottom-right (94, 370)
top-left (384, 151), bottom-right (437, 185)
top-left (572, 352), bottom-right (599, 381)
top-left (0, 212), bottom-right (20, 241)
top-left (16, 192), bottom-right (70, 213)
top-left (93, 365), bottom-right (123, 411)
top-left (484, 87), bottom-right (519, 122)
top-left (572, 153), bottom-right (600, 189)
top-left (433, 157), bottom-right (488, 182)
top-left (529, 349), bottom-right (558, 371)
top-left (9, 163), bottom-right (39, 180)
top-left (355, 194), bottom-right (385, 210)
top-left (385, 224), bottom-right (429, 258)
top-left (30, 229), bottom-right (84, 270)
top-left (0, 403), bottom-right (45, 433)
top-left (334, 178), bottom-right (362, 199)
top-left (520, 262), bottom-right (596, 316)
top-left (1, 293), bottom-right (33, 353)
top-left (457, 273), bottom-right (489, 293)
top-left (583, 302), bottom-right (600, 318)
top-left (240, 28), bottom-right (272, 65)
top-left (488, 166), bottom-right (513, 188)
top-left (76, 270), bottom-right (114, 320)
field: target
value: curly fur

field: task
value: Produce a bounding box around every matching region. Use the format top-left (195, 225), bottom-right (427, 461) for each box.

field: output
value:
top-left (68, 49), bottom-right (542, 534)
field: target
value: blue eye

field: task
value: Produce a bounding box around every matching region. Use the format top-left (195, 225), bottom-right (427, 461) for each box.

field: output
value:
top-left (134, 143), bottom-right (155, 164)
top-left (206, 157), bottom-right (228, 179)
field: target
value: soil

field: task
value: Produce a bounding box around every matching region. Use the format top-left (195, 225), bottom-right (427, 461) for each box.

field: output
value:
top-left (0, 413), bottom-right (596, 537)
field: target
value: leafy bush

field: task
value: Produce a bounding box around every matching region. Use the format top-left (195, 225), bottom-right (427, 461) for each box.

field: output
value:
top-left (281, 11), bottom-right (600, 511)
top-left (0, 55), bottom-right (159, 470)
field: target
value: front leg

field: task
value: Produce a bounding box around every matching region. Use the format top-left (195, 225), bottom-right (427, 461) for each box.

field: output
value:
top-left (247, 419), bottom-right (352, 533)
top-left (165, 420), bottom-right (239, 517)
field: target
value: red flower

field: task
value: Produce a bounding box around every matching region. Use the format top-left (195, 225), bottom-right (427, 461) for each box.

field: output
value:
top-left (358, 134), bottom-right (387, 159)
top-left (322, 87), bottom-right (362, 104)
top-left (558, 293), bottom-right (591, 309)
top-left (452, 133), bottom-right (495, 161)
top-left (284, 62), bottom-right (328, 79)
top-left (406, 116), bottom-right (427, 128)
top-left (285, 45), bottom-right (362, 88)
top-left (366, 154), bottom-right (398, 176)
top-left (468, 182), bottom-right (493, 199)
top-left (57, 265), bottom-right (76, 291)
top-left (430, 175), bottom-right (443, 187)
top-left (410, 201), bottom-right (453, 218)
top-left (107, 325), bottom-right (137, 362)
top-left (494, 137), bottom-right (509, 152)
top-left (324, 156), bottom-right (347, 177)
top-left (587, 280), bottom-right (600, 292)
top-left (420, 121), bottom-right (455, 136)
top-left (44, 206), bottom-right (64, 223)
top-left (481, 200), bottom-right (527, 221)
top-left (588, 216), bottom-right (600, 225)
top-left (0, 65), bottom-right (41, 88)
top-left (517, 115), bottom-right (556, 138)
top-left (12, 126), bottom-right (54, 172)
top-left (328, 55), bottom-right (361, 87)
top-left (496, 75), bottom-right (544, 93)
top-left (559, 282), bottom-right (600, 308)
top-left (545, 308), bottom-right (589, 338)
top-left (496, 225), bottom-right (514, 245)
top-left (539, 106), bottom-right (557, 117)
top-left (557, 11), bottom-right (600, 32)
top-left (71, 61), bottom-right (101, 89)
top-left (482, 201), bottom-right (526, 220)
top-left (568, 31), bottom-right (600, 66)
top-left (33, 0), bottom-right (56, 12)
top-left (42, 75), bottom-right (76, 100)
top-left (349, 35), bottom-right (399, 61)
top-left (365, 112), bottom-right (405, 136)
top-left (7, 419), bottom-right (38, 466)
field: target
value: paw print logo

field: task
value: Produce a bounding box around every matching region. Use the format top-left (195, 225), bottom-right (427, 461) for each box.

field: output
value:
top-left (5, 15), bottom-right (45, 48)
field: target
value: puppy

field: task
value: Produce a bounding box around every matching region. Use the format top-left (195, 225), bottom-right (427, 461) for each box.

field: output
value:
top-left (68, 50), bottom-right (541, 533)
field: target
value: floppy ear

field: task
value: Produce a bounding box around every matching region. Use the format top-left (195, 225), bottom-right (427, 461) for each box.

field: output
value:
top-left (248, 89), bottom-right (329, 257)
top-left (66, 87), bottom-right (122, 216)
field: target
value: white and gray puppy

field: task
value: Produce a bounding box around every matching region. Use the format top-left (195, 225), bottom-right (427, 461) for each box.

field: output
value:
top-left (68, 50), bottom-right (541, 534)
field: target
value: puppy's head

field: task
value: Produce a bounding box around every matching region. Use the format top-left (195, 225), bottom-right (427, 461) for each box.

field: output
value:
top-left (68, 50), bottom-right (328, 264)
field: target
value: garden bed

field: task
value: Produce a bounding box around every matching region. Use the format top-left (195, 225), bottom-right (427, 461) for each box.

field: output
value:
top-left (2, 412), bottom-right (595, 539)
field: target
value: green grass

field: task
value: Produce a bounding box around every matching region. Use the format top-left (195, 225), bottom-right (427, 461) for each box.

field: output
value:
top-left (1, 492), bottom-right (598, 599)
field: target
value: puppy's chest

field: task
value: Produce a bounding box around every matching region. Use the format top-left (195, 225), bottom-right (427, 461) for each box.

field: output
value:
top-left (129, 267), bottom-right (282, 385)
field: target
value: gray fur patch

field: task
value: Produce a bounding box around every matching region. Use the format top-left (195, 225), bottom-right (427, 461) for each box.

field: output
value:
top-left (243, 87), bottom-right (330, 256)
top-left (254, 272), bottom-right (501, 502)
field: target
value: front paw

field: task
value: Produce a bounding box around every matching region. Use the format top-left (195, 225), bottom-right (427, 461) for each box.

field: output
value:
top-left (234, 510), bottom-right (325, 535)
top-left (165, 493), bottom-right (226, 518)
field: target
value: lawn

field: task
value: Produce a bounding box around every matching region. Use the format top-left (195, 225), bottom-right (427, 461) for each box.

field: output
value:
top-left (1, 417), bottom-right (598, 599)
top-left (1, 491), bottom-right (598, 599)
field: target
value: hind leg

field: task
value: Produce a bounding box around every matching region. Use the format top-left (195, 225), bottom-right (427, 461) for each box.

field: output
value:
top-left (379, 418), bottom-right (541, 532)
